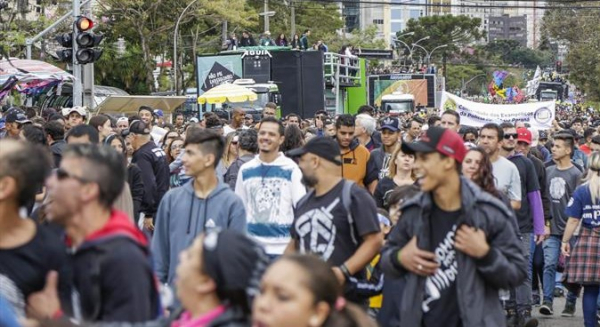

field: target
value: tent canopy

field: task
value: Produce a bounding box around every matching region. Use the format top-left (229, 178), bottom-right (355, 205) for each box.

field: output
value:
top-left (0, 58), bottom-right (73, 84)
top-left (198, 83), bottom-right (257, 104)
top-left (95, 95), bottom-right (189, 114)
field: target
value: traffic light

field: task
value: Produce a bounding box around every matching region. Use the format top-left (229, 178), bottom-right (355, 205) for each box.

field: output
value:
top-left (55, 33), bottom-right (73, 62)
top-left (74, 16), bottom-right (103, 64)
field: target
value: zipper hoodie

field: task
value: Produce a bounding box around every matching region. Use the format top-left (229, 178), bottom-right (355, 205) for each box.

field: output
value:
top-left (341, 139), bottom-right (373, 187)
top-left (151, 180), bottom-right (247, 286)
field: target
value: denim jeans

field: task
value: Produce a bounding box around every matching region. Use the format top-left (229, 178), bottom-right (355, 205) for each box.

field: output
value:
top-left (543, 235), bottom-right (579, 305)
top-left (507, 233), bottom-right (532, 312)
top-left (542, 235), bottom-right (560, 304)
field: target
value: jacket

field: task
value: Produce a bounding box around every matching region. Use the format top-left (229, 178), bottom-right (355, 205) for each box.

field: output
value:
top-left (128, 163), bottom-right (145, 223)
top-left (341, 139), bottom-right (378, 188)
top-left (132, 141), bottom-right (170, 219)
top-left (152, 180), bottom-right (247, 286)
top-left (71, 210), bottom-right (160, 323)
top-left (224, 154), bottom-right (255, 189)
top-left (50, 140), bottom-right (67, 168)
top-left (380, 177), bottom-right (526, 327)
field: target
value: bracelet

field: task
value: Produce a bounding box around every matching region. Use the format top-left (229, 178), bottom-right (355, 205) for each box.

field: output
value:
top-left (562, 240), bottom-right (569, 244)
top-left (339, 264), bottom-right (352, 279)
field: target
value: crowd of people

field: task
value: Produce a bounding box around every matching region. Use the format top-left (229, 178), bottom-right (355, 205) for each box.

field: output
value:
top-left (1, 101), bottom-right (600, 327)
top-left (224, 29), bottom-right (322, 51)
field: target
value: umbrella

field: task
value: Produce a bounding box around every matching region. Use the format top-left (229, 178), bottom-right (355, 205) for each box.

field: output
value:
top-left (197, 83), bottom-right (257, 104)
top-left (0, 58), bottom-right (73, 85)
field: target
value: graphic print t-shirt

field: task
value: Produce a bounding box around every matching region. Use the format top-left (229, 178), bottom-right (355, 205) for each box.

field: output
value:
top-left (565, 183), bottom-right (600, 229)
top-left (291, 180), bottom-right (380, 273)
top-left (422, 204), bottom-right (461, 327)
top-left (0, 224), bottom-right (71, 317)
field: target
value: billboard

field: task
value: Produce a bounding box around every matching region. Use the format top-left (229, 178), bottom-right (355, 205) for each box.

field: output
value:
top-left (196, 54), bottom-right (243, 95)
top-left (368, 74), bottom-right (436, 108)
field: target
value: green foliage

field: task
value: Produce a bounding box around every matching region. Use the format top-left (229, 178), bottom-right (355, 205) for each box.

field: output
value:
top-left (398, 15), bottom-right (486, 61)
top-left (325, 25), bottom-right (387, 53)
top-left (542, 3), bottom-right (600, 100)
top-left (482, 40), bottom-right (553, 68)
top-left (94, 44), bottom-right (150, 94)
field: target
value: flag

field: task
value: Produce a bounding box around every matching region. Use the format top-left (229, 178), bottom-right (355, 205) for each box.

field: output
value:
top-left (506, 87), bottom-right (514, 102)
top-left (493, 70), bottom-right (509, 86)
top-left (488, 81), bottom-right (496, 96)
top-left (513, 86), bottom-right (524, 103)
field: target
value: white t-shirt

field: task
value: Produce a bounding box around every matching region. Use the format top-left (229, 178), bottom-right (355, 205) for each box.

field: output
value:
top-left (492, 156), bottom-right (522, 202)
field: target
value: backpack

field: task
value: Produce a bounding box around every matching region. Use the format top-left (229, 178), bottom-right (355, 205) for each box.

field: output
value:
top-left (294, 180), bottom-right (359, 247)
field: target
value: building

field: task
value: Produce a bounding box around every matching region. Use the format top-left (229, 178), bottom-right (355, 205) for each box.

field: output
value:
top-left (488, 14), bottom-right (528, 47)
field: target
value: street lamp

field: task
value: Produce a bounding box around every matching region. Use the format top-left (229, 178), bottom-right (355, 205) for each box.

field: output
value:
top-left (428, 44), bottom-right (448, 64)
top-left (173, 0), bottom-right (200, 95)
top-left (391, 38), bottom-right (412, 67)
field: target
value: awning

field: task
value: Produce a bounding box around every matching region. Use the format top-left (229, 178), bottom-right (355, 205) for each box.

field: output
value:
top-left (0, 58), bottom-right (73, 84)
top-left (95, 95), bottom-right (189, 114)
top-left (198, 83), bottom-right (257, 104)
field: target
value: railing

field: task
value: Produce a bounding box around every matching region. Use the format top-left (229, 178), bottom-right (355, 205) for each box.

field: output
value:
top-left (323, 52), bottom-right (361, 87)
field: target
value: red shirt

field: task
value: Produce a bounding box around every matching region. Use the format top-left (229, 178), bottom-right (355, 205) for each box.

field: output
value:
top-left (580, 144), bottom-right (592, 155)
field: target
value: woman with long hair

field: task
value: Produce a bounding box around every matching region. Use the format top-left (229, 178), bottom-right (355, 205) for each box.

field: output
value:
top-left (161, 131), bottom-right (180, 152)
top-left (290, 34), bottom-right (300, 50)
top-left (222, 132), bottom-right (239, 169)
top-left (275, 33), bottom-right (288, 47)
top-left (281, 124), bottom-right (305, 153)
top-left (167, 137), bottom-right (184, 188)
top-left (373, 146), bottom-right (415, 208)
top-left (561, 151), bottom-right (600, 327)
top-left (253, 254), bottom-right (377, 327)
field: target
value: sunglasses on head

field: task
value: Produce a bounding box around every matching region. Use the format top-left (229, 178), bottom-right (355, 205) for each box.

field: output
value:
top-left (504, 133), bottom-right (518, 139)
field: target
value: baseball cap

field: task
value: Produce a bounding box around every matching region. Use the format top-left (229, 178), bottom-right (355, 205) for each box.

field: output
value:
top-left (122, 120), bottom-right (150, 137)
top-left (189, 117), bottom-right (199, 123)
top-left (517, 128), bottom-right (532, 145)
top-left (138, 106), bottom-right (153, 114)
top-left (116, 117), bottom-right (129, 124)
top-left (538, 130), bottom-right (548, 140)
top-left (153, 109), bottom-right (164, 118)
top-left (5, 109), bottom-right (31, 124)
top-left (592, 135), bottom-right (600, 145)
top-left (380, 117), bottom-right (400, 132)
top-left (286, 136), bottom-right (342, 165)
top-left (202, 229), bottom-right (268, 297)
top-left (245, 114), bottom-right (253, 119)
top-left (401, 126), bottom-right (467, 163)
top-left (62, 106), bottom-right (88, 117)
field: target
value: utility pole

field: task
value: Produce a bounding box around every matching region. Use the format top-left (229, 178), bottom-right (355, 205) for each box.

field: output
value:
top-left (82, 0), bottom-right (94, 109)
top-left (264, 0), bottom-right (269, 32)
top-left (72, 0), bottom-right (82, 107)
top-left (290, 0), bottom-right (295, 37)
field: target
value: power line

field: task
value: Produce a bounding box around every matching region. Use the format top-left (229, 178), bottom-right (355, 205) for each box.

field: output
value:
top-left (305, 0), bottom-right (600, 10)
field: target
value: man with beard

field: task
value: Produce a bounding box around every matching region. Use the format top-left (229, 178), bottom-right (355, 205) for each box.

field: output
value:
top-left (286, 136), bottom-right (383, 305)
top-left (235, 117), bottom-right (305, 258)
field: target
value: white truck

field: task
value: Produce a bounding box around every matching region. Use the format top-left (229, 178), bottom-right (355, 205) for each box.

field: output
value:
top-left (381, 92), bottom-right (415, 116)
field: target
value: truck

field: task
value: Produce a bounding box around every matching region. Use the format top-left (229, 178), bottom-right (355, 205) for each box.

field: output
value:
top-left (539, 89), bottom-right (558, 102)
top-left (536, 81), bottom-right (565, 101)
top-left (380, 92), bottom-right (415, 116)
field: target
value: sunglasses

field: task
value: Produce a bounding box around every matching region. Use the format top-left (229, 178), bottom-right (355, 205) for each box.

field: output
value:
top-left (54, 168), bottom-right (90, 183)
top-left (504, 133), bottom-right (518, 140)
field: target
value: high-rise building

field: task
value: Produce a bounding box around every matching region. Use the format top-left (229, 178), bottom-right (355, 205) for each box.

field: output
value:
top-left (488, 14), bottom-right (528, 46)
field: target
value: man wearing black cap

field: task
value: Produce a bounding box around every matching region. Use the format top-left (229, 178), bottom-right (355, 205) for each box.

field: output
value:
top-left (591, 135), bottom-right (600, 153)
top-left (369, 117), bottom-right (400, 180)
top-left (381, 126), bottom-right (526, 327)
top-left (286, 137), bottom-right (383, 305)
top-left (3, 108), bottom-right (31, 139)
top-left (126, 120), bottom-right (169, 230)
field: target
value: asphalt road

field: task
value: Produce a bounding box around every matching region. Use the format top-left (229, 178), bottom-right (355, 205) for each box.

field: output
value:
top-left (532, 297), bottom-right (586, 327)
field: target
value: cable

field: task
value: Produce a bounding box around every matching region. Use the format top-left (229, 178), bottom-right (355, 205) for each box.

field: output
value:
top-left (302, 0), bottom-right (600, 10)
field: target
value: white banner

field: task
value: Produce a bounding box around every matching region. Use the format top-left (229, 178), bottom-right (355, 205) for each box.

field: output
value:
top-left (439, 92), bottom-right (555, 129)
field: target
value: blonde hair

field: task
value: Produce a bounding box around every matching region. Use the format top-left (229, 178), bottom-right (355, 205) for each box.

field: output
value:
top-left (222, 132), bottom-right (237, 168)
top-left (586, 152), bottom-right (600, 203)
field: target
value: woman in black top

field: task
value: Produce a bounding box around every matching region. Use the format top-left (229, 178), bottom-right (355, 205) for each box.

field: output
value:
top-left (373, 146), bottom-right (415, 208)
top-left (275, 33), bottom-right (288, 47)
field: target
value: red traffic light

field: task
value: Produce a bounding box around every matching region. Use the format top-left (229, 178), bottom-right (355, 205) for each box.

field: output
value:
top-left (75, 16), bottom-right (93, 31)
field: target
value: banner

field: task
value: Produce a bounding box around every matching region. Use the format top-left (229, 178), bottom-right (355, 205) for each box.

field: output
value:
top-left (196, 55), bottom-right (243, 95)
top-left (440, 92), bottom-right (555, 129)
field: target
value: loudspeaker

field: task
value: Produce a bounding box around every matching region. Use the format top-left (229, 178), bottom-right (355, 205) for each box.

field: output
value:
top-left (271, 51), bottom-right (324, 119)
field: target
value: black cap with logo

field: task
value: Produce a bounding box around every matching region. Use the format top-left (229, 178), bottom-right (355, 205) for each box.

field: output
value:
top-left (286, 136), bottom-right (342, 165)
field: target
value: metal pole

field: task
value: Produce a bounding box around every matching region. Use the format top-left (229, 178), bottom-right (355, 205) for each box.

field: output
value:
top-left (173, 0), bottom-right (200, 95)
top-left (264, 0), bottom-right (269, 32)
top-left (72, 0), bottom-right (82, 107)
top-left (290, 0), bottom-right (295, 38)
top-left (82, 0), bottom-right (94, 109)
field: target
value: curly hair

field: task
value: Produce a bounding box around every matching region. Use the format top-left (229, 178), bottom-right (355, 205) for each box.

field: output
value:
top-left (467, 147), bottom-right (502, 199)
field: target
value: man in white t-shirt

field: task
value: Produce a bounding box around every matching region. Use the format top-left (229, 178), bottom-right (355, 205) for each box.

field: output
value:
top-left (223, 108), bottom-right (248, 135)
top-left (478, 123), bottom-right (522, 210)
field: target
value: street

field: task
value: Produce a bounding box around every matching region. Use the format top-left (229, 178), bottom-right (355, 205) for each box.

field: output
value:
top-left (534, 297), bottom-right (585, 327)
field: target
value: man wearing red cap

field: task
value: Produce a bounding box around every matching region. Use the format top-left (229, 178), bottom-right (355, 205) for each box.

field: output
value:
top-left (381, 126), bottom-right (526, 327)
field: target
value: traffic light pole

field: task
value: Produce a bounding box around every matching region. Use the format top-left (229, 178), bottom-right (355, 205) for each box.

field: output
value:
top-left (82, 0), bottom-right (94, 109)
top-left (72, 0), bottom-right (83, 107)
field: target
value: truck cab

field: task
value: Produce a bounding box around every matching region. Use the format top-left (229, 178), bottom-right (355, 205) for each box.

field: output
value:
top-left (381, 92), bottom-right (415, 116)
top-left (540, 89), bottom-right (558, 102)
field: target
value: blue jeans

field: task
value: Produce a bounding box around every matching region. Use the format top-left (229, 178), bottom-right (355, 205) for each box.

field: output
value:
top-left (543, 235), bottom-right (578, 305)
top-left (507, 233), bottom-right (532, 312)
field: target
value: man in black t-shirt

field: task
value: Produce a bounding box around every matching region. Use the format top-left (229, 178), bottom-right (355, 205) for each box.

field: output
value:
top-left (286, 137), bottom-right (383, 304)
top-left (0, 140), bottom-right (71, 319)
top-left (381, 126), bottom-right (527, 327)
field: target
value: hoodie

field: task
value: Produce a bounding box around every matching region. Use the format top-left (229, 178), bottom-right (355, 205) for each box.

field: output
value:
top-left (151, 180), bottom-right (247, 286)
top-left (72, 210), bottom-right (159, 323)
top-left (341, 139), bottom-right (378, 188)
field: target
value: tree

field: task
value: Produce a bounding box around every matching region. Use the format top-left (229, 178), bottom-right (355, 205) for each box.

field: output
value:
top-left (542, 2), bottom-right (600, 100)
